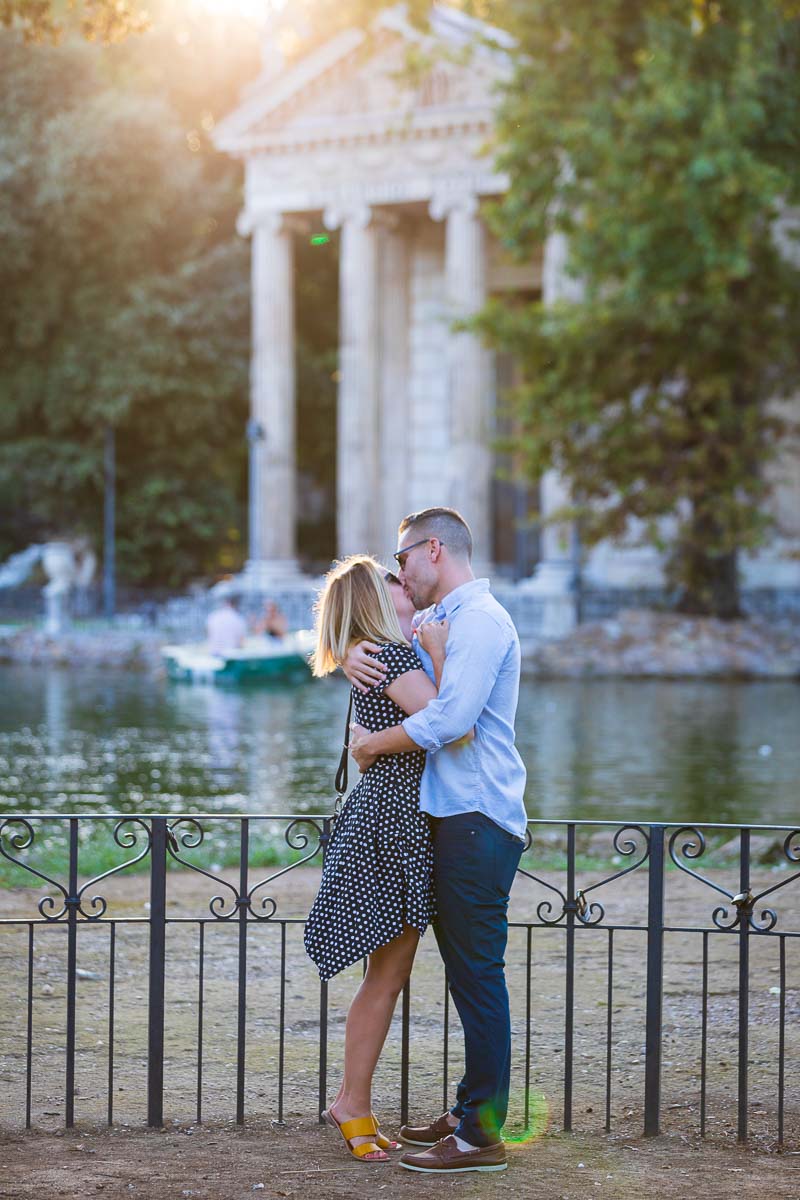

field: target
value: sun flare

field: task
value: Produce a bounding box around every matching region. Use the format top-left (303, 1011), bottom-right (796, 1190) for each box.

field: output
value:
top-left (187, 0), bottom-right (276, 22)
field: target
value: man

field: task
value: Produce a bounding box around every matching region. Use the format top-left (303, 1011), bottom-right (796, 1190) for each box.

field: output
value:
top-left (347, 507), bottom-right (527, 1175)
top-left (206, 585), bottom-right (247, 656)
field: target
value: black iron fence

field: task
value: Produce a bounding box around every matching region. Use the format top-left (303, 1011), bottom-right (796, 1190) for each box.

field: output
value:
top-left (0, 814), bottom-right (797, 1146)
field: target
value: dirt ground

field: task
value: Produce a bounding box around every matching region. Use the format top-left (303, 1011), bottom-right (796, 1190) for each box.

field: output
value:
top-left (2, 1120), bottom-right (800, 1200)
top-left (0, 841), bottom-right (798, 1199)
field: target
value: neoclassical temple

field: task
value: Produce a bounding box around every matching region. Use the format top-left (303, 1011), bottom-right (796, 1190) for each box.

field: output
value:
top-left (216, 5), bottom-right (800, 609)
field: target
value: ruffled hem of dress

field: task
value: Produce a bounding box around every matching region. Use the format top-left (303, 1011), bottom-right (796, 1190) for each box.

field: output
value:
top-left (308, 915), bottom-right (432, 984)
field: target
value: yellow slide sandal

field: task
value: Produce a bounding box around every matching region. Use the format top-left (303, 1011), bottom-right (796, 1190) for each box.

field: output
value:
top-left (325, 1110), bottom-right (388, 1162)
top-left (323, 1109), bottom-right (400, 1153)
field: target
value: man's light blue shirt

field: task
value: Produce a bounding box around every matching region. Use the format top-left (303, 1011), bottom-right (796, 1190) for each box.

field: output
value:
top-left (402, 578), bottom-right (528, 841)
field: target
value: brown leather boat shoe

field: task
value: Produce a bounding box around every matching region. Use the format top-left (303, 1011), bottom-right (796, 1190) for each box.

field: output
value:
top-left (398, 1111), bottom-right (458, 1146)
top-left (399, 1134), bottom-right (507, 1173)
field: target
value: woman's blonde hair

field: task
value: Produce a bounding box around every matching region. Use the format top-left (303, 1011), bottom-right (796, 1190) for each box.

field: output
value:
top-left (311, 554), bottom-right (408, 677)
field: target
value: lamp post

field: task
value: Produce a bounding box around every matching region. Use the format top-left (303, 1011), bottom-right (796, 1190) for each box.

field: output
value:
top-left (571, 516), bottom-right (583, 626)
top-left (246, 418), bottom-right (265, 567)
top-left (103, 424), bottom-right (115, 620)
top-left (514, 477), bottom-right (529, 582)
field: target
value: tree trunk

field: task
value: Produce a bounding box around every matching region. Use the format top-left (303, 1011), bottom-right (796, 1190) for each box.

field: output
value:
top-left (673, 510), bottom-right (742, 619)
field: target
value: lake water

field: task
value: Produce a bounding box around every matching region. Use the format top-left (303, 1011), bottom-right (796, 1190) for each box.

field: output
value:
top-left (0, 666), bottom-right (797, 827)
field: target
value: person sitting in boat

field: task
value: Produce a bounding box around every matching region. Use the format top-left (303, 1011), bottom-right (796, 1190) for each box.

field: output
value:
top-left (206, 585), bottom-right (247, 656)
top-left (253, 600), bottom-right (288, 640)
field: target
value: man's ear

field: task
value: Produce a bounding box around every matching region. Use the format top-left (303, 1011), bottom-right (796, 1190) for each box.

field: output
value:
top-left (430, 537), bottom-right (444, 563)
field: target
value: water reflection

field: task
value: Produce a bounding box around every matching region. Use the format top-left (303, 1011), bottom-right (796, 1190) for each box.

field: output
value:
top-left (44, 669), bottom-right (67, 759)
top-left (199, 687), bottom-right (247, 773)
top-left (0, 667), bottom-right (797, 825)
top-left (516, 679), bottom-right (798, 824)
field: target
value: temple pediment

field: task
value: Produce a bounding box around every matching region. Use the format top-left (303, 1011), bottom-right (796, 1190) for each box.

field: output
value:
top-left (257, 37), bottom-right (499, 135)
top-left (214, 5), bottom-right (511, 157)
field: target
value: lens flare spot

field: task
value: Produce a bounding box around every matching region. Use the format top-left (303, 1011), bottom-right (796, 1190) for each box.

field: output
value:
top-left (504, 1088), bottom-right (550, 1147)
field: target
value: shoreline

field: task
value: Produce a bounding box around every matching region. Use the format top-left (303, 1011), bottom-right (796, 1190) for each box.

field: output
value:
top-left (2, 607), bottom-right (800, 677)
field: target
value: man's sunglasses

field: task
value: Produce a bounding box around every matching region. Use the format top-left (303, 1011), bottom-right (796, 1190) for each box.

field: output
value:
top-left (392, 537), bottom-right (443, 570)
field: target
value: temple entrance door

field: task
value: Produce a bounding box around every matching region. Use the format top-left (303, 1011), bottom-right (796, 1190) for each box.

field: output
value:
top-left (491, 350), bottom-right (540, 580)
top-left (294, 227), bottom-right (339, 570)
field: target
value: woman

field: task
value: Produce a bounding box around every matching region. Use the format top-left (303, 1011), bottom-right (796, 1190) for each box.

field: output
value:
top-left (304, 554), bottom-right (447, 1163)
top-left (383, 569), bottom-right (416, 641)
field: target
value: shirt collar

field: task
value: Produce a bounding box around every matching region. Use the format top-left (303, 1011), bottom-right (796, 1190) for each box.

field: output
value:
top-left (438, 578), bottom-right (490, 619)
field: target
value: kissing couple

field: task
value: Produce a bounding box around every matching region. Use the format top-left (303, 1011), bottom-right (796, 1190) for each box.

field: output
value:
top-left (304, 506), bottom-right (527, 1174)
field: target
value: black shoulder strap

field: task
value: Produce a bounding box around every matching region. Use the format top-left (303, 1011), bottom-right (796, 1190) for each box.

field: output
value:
top-left (334, 691), bottom-right (353, 797)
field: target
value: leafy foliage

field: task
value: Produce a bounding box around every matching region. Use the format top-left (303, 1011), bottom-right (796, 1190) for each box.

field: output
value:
top-left (477, 0), bottom-right (800, 616)
top-left (0, 3), bottom-right (354, 585)
top-left (0, 0), bottom-right (149, 43)
top-left (0, 15), bottom-right (256, 586)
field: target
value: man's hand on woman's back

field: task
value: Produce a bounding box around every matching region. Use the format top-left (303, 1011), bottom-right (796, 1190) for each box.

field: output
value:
top-left (342, 641), bottom-right (389, 693)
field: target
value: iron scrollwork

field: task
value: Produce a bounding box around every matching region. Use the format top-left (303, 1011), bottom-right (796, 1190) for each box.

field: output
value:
top-left (166, 818), bottom-right (242, 919)
top-left (246, 818), bottom-right (325, 920)
top-left (736, 827), bottom-right (800, 931)
top-left (0, 816), bottom-right (151, 921)
top-left (517, 828), bottom-right (569, 925)
top-left (669, 825), bottom-right (800, 932)
top-left (570, 825), bottom-right (651, 926)
top-left (166, 816), bottom-right (325, 921)
top-left (518, 824), bottom-right (651, 926)
top-left (0, 817), bottom-right (69, 919)
top-left (72, 818), bottom-right (153, 919)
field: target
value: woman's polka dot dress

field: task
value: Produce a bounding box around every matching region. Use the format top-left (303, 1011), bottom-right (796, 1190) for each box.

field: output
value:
top-left (304, 642), bottom-right (435, 982)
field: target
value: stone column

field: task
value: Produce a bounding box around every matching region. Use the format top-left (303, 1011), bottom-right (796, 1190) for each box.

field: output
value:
top-left (379, 221), bottom-right (410, 558)
top-left (518, 228), bottom-right (579, 636)
top-left (430, 191), bottom-right (492, 571)
top-left (539, 228), bottom-right (580, 570)
top-left (246, 211), bottom-right (299, 582)
top-left (325, 203), bottom-right (382, 557)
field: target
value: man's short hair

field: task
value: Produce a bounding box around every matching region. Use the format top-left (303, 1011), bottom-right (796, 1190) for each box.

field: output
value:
top-left (398, 507), bottom-right (473, 562)
top-left (212, 579), bottom-right (242, 606)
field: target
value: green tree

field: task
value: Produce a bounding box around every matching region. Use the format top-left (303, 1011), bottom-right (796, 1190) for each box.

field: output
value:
top-left (0, 1), bottom-right (355, 586)
top-left (0, 0), bottom-right (148, 43)
top-left (477, 1), bottom-right (800, 617)
top-left (0, 25), bottom-right (252, 586)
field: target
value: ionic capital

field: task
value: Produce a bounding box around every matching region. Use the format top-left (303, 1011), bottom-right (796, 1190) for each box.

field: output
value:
top-left (429, 190), bottom-right (480, 222)
top-left (323, 203), bottom-right (399, 233)
top-left (238, 209), bottom-right (309, 238)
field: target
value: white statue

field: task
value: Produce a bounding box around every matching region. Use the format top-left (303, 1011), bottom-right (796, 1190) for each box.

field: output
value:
top-left (42, 542), bottom-right (77, 636)
top-left (0, 539), bottom-right (97, 635)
